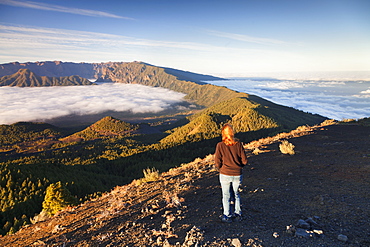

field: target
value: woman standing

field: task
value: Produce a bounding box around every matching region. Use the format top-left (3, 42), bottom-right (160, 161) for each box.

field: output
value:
top-left (214, 124), bottom-right (248, 223)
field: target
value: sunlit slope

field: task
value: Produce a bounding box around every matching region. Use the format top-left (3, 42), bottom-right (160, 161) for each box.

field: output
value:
top-left (61, 116), bottom-right (138, 142)
top-left (160, 97), bottom-right (326, 145)
top-left (94, 62), bottom-right (241, 107)
top-left (247, 94), bottom-right (326, 128)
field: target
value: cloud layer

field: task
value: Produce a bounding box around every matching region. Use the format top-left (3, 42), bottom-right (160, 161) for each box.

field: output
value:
top-left (0, 83), bottom-right (186, 125)
top-left (206, 29), bottom-right (291, 46)
top-left (208, 77), bottom-right (370, 120)
top-left (0, 24), bottom-right (221, 62)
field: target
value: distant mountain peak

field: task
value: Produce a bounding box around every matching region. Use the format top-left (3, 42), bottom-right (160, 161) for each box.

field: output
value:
top-left (17, 68), bottom-right (32, 74)
top-left (0, 68), bottom-right (95, 87)
top-left (90, 116), bottom-right (134, 132)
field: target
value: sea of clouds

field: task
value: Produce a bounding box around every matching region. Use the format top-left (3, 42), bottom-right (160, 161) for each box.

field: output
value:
top-left (0, 83), bottom-right (186, 125)
top-left (207, 77), bottom-right (370, 120)
top-left (1, 76), bottom-right (369, 125)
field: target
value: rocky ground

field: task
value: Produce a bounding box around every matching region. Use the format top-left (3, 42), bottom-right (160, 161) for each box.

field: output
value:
top-left (1, 122), bottom-right (369, 247)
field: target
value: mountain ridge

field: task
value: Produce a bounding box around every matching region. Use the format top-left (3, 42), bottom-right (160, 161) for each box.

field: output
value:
top-left (0, 61), bottom-right (223, 84)
top-left (0, 68), bottom-right (94, 87)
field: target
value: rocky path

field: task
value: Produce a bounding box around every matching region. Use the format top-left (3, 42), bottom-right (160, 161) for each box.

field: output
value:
top-left (1, 123), bottom-right (369, 246)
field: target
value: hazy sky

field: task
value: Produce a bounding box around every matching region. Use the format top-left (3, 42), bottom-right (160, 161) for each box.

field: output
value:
top-left (0, 0), bottom-right (369, 76)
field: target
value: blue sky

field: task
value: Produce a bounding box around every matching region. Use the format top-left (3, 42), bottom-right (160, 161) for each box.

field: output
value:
top-left (0, 0), bottom-right (369, 76)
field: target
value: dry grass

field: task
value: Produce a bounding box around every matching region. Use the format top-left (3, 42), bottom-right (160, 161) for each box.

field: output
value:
top-left (143, 167), bottom-right (160, 181)
top-left (135, 167), bottom-right (161, 185)
top-left (244, 121), bottom-right (336, 154)
top-left (279, 140), bottom-right (295, 155)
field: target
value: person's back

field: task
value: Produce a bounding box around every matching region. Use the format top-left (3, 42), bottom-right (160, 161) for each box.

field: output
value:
top-left (215, 141), bottom-right (246, 176)
top-left (214, 124), bottom-right (248, 223)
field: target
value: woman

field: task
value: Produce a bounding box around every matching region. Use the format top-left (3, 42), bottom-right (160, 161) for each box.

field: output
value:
top-left (214, 123), bottom-right (248, 223)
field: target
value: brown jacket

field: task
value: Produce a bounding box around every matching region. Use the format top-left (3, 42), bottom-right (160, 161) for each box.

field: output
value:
top-left (214, 141), bottom-right (248, 176)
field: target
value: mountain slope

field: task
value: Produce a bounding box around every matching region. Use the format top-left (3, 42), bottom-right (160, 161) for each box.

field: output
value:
top-left (92, 62), bottom-right (239, 107)
top-left (0, 69), bottom-right (94, 87)
top-left (160, 97), bottom-right (326, 145)
top-left (1, 123), bottom-right (369, 246)
top-left (0, 122), bottom-right (62, 145)
top-left (0, 122), bottom-right (63, 155)
top-left (60, 116), bottom-right (139, 142)
top-left (0, 61), bottom-right (223, 84)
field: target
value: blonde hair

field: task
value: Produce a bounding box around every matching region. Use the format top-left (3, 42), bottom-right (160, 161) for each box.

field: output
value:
top-left (221, 124), bottom-right (238, 146)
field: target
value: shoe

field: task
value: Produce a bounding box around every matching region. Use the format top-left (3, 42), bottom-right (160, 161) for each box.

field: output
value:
top-left (232, 213), bottom-right (242, 222)
top-left (220, 215), bottom-right (232, 223)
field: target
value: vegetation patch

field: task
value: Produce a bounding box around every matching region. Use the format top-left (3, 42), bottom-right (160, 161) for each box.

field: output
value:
top-left (279, 140), bottom-right (295, 155)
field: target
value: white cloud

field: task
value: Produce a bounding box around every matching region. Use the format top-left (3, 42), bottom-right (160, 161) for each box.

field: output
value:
top-left (316, 81), bottom-right (346, 87)
top-left (207, 78), bottom-right (370, 120)
top-left (360, 88), bottom-right (370, 94)
top-left (0, 83), bottom-right (186, 125)
top-left (206, 29), bottom-right (292, 46)
top-left (258, 80), bottom-right (347, 90)
top-left (0, 24), bottom-right (221, 56)
top-left (259, 81), bottom-right (304, 90)
top-left (353, 88), bottom-right (370, 98)
top-left (0, 0), bottom-right (132, 19)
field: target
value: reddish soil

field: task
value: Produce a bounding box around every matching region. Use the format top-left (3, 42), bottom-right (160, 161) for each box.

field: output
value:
top-left (1, 123), bottom-right (369, 246)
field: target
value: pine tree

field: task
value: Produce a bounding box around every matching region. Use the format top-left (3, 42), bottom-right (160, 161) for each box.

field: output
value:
top-left (42, 182), bottom-right (77, 216)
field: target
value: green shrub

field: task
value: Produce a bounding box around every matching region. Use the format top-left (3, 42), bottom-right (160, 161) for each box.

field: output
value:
top-left (42, 181), bottom-right (77, 216)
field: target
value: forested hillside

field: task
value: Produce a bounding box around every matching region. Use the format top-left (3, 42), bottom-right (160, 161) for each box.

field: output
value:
top-left (0, 118), bottom-right (222, 235)
top-left (0, 122), bottom-right (62, 146)
top-left (60, 116), bottom-right (139, 142)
